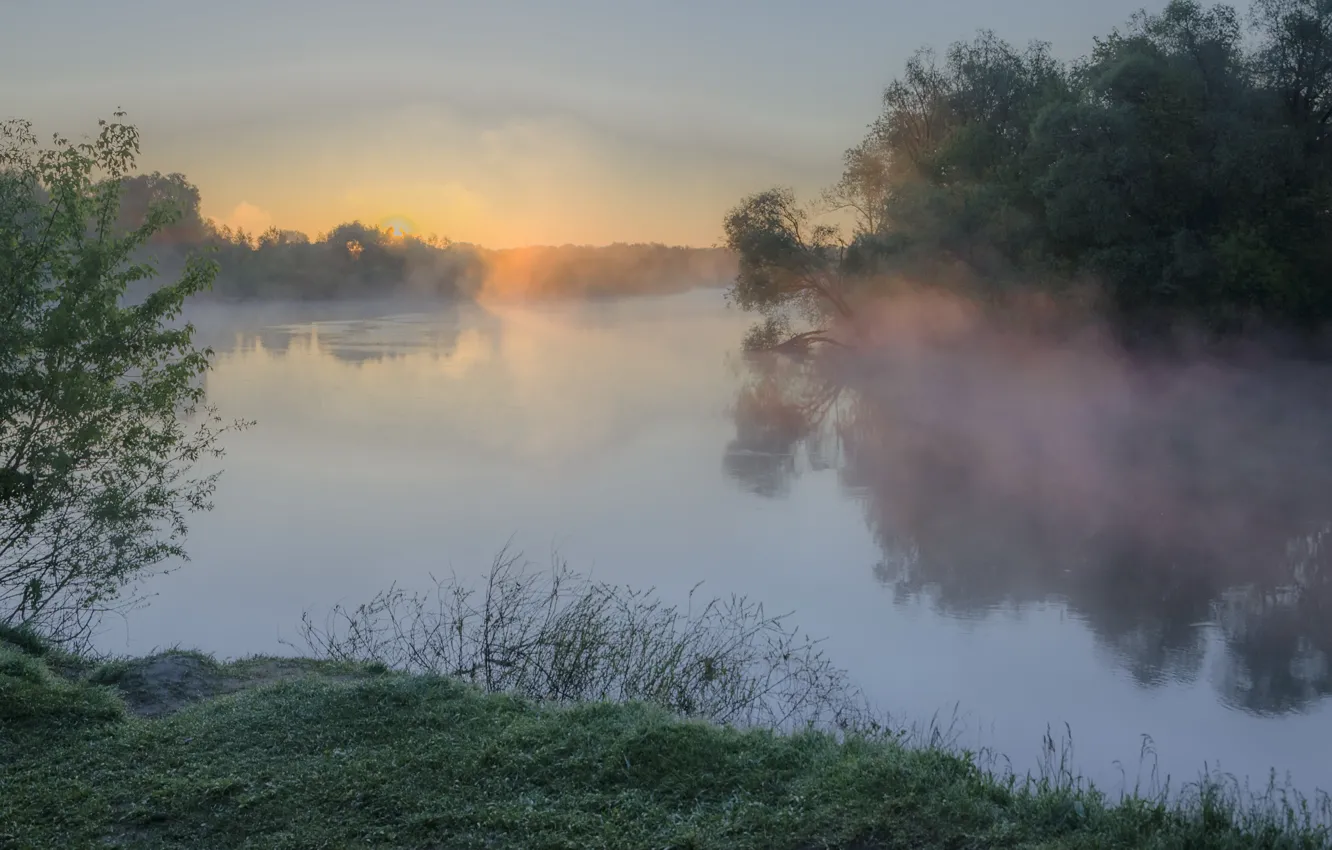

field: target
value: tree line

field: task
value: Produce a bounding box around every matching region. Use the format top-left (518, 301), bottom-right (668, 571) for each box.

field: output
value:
top-left (725, 0), bottom-right (1332, 351)
top-left (113, 172), bottom-right (734, 302)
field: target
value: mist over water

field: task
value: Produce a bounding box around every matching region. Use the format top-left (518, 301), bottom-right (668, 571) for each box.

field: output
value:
top-left (109, 289), bottom-right (1332, 801)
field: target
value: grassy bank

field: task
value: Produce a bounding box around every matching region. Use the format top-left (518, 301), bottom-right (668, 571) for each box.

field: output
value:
top-left (1, 633), bottom-right (1327, 849)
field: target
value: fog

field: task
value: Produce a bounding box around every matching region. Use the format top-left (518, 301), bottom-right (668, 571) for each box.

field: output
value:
top-left (467, 243), bottom-right (737, 301)
top-left (9, 0), bottom-right (1332, 840)
top-left (106, 290), bottom-right (1332, 802)
top-left (729, 286), bottom-right (1332, 716)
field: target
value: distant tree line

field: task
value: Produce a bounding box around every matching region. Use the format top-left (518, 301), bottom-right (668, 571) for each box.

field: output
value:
top-left (725, 0), bottom-right (1332, 350)
top-left (113, 173), bottom-right (734, 302)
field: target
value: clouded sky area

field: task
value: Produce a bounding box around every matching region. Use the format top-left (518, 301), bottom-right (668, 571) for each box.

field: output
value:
top-left (3, 0), bottom-right (1160, 247)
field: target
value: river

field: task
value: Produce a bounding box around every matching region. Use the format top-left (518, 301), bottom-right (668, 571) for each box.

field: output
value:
top-left (100, 288), bottom-right (1332, 803)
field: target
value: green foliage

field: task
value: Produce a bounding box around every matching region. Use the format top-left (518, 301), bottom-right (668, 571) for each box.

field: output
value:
top-left (1, 665), bottom-right (1327, 848)
top-left (727, 1), bottom-right (1332, 347)
top-left (0, 114), bottom-right (246, 646)
top-left (723, 188), bottom-right (853, 349)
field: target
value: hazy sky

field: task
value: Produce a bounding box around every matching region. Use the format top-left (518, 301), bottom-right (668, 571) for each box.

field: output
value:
top-left (3, 0), bottom-right (1161, 247)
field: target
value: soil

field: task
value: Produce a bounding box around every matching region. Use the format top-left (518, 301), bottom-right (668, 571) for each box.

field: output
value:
top-left (106, 654), bottom-right (361, 718)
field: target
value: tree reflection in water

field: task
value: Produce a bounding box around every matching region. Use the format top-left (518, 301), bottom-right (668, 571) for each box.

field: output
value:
top-left (723, 341), bottom-right (1332, 717)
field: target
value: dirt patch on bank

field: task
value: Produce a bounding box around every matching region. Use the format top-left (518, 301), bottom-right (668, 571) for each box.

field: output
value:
top-left (101, 653), bottom-right (371, 718)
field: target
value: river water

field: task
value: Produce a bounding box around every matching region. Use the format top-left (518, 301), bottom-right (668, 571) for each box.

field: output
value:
top-left (102, 289), bottom-right (1332, 802)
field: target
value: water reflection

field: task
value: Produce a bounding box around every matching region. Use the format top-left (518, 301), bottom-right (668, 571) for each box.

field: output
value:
top-left (724, 341), bottom-right (1332, 718)
top-left (722, 358), bottom-right (840, 498)
top-left (211, 307), bottom-right (477, 367)
top-left (110, 292), bottom-right (1329, 796)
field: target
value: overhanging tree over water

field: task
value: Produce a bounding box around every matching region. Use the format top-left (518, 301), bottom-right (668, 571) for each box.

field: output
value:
top-left (725, 0), bottom-right (1332, 348)
top-left (720, 0), bottom-right (1332, 715)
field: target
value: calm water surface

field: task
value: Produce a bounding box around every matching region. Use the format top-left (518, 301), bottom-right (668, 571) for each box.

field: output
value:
top-left (103, 290), bottom-right (1332, 800)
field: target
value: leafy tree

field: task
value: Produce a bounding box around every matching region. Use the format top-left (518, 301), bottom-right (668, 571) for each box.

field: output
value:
top-left (720, 0), bottom-right (1332, 712)
top-left (1250, 0), bottom-right (1332, 140)
top-left (726, 1), bottom-right (1332, 348)
top-left (115, 171), bottom-right (207, 245)
top-left (820, 136), bottom-right (894, 237)
top-left (0, 114), bottom-right (245, 645)
top-left (722, 188), bottom-right (854, 352)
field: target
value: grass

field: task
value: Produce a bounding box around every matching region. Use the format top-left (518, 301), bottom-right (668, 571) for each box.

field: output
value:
top-left (1, 632), bottom-right (1329, 849)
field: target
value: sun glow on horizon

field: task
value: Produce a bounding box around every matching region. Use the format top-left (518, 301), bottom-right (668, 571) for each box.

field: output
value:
top-left (181, 107), bottom-right (766, 250)
top-left (378, 215), bottom-right (418, 238)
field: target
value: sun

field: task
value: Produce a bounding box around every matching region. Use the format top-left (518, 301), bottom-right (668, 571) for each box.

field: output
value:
top-left (378, 215), bottom-right (417, 238)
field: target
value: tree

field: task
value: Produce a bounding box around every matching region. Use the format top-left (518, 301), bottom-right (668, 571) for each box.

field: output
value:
top-left (722, 188), bottom-right (854, 353)
top-left (725, 3), bottom-right (1332, 350)
top-left (115, 171), bottom-right (207, 245)
top-left (820, 137), bottom-right (894, 237)
top-left (1250, 0), bottom-right (1332, 141)
top-left (0, 114), bottom-right (245, 645)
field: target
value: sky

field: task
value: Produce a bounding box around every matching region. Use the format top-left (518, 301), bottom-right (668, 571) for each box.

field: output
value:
top-left (2, 0), bottom-right (1163, 248)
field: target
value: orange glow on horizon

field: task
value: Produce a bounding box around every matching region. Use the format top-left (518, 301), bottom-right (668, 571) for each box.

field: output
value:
top-left (194, 154), bottom-right (733, 250)
top-left (377, 215), bottom-right (418, 238)
top-left (204, 198), bottom-right (726, 252)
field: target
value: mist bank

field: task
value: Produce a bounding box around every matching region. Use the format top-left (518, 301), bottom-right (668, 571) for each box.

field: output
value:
top-left (464, 242), bottom-right (737, 300)
top-left (116, 173), bottom-right (735, 302)
top-left (727, 287), bottom-right (1332, 717)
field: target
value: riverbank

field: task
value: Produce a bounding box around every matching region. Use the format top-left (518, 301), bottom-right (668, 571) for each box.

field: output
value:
top-left (1, 632), bottom-right (1326, 849)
